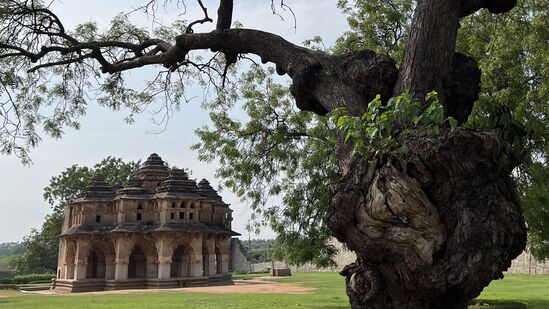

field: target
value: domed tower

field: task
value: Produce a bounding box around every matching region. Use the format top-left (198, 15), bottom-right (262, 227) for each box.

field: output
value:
top-left (156, 169), bottom-right (204, 200)
top-left (76, 174), bottom-right (116, 202)
top-left (136, 153), bottom-right (169, 190)
top-left (197, 178), bottom-right (233, 229)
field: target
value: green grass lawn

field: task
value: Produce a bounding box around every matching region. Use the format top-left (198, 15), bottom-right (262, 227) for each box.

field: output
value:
top-left (0, 273), bottom-right (546, 308)
top-left (472, 275), bottom-right (549, 309)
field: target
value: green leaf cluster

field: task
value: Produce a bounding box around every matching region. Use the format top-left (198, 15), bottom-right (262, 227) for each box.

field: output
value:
top-left (0, 1), bottom-right (196, 162)
top-left (43, 156), bottom-right (140, 214)
top-left (331, 91), bottom-right (456, 158)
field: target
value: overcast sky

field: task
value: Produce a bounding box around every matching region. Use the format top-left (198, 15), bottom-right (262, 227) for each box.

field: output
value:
top-left (0, 0), bottom-right (348, 243)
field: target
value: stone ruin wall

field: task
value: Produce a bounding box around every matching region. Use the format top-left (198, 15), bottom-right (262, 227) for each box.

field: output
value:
top-left (247, 239), bottom-right (549, 275)
top-left (229, 238), bottom-right (252, 273)
top-left (506, 249), bottom-right (549, 275)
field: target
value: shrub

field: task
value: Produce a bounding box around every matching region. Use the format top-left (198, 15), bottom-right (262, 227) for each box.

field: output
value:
top-left (12, 273), bottom-right (55, 284)
top-left (0, 284), bottom-right (17, 290)
top-left (0, 278), bottom-right (13, 284)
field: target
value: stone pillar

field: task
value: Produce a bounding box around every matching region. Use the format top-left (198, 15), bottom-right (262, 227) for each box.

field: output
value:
top-left (57, 239), bottom-right (66, 279)
top-left (146, 262), bottom-right (158, 279)
top-left (104, 254), bottom-right (115, 280)
top-left (158, 259), bottom-right (171, 279)
top-left (216, 237), bottom-right (231, 274)
top-left (156, 237), bottom-right (172, 279)
top-left (191, 237), bottom-right (203, 277)
top-left (114, 260), bottom-right (128, 280)
top-left (74, 240), bottom-right (89, 280)
top-left (105, 261), bottom-right (115, 280)
top-left (221, 254), bottom-right (229, 274)
top-left (75, 263), bottom-right (87, 280)
top-left (203, 238), bottom-right (216, 276)
top-left (113, 236), bottom-right (131, 281)
top-left (65, 263), bottom-right (75, 280)
top-left (207, 254), bottom-right (216, 275)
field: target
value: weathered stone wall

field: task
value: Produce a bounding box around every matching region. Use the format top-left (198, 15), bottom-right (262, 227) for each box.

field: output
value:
top-left (251, 261), bottom-right (337, 273)
top-left (506, 249), bottom-right (549, 275)
top-left (229, 238), bottom-right (252, 273)
top-left (250, 240), bottom-right (548, 275)
top-left (250, 239), bottom-right (356, 273)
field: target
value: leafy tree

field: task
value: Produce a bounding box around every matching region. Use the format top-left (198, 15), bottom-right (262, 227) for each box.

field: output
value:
top-left (0, 0), bottom-right (535, 307)
top-left (43, 157), bottom-right (141, 213)
top-left (193, 66), bottom-right (339, 267)
top-left (15, 212), bottom-right (62, 274)
top-left (15, 157), bottom-right (139, 274)
top-left (242, 239), bottom-right (275, 263)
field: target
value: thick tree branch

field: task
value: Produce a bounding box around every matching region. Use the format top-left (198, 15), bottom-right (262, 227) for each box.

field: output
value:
top-left (460, 0), bottom-right (517, 17)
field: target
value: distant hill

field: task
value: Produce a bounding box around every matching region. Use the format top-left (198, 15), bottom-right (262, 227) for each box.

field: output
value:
top-left (242, 239), bottom-right (275, 263)
top-left (0, 242), bottom-right (24, 274)
top-left (0, 242), bottom-right (24, 256)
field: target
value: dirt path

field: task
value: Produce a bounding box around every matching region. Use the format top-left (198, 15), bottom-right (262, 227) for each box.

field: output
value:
top-left (181, 282), bottom-right (315, 294)
top-left (26, 280), bottom-right (316, 296)
top-left (0, 293), bottom-right (19, 298)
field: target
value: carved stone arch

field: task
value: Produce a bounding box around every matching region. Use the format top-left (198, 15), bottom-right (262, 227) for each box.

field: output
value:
top-left (85, 238), bottom-right (116, 279)
top-left (132, 238), bottom-right (159, 263)
top-left (170, 239), bottom-right (196, 278)
top-left (128, 237), bottom-right (159, 279)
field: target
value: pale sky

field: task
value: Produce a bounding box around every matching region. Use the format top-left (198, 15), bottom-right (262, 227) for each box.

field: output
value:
top-left (0, 0), bottom-right (348, 243)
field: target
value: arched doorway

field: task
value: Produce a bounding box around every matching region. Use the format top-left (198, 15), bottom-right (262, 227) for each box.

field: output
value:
top-left (128, 246), bottom-right (147, 278)
top-left (86, 249), bottom-right (106, 279)
top-left (215, 247), bottom-right (222, 275)
top-left (171, 245), bottom-right (194, 278)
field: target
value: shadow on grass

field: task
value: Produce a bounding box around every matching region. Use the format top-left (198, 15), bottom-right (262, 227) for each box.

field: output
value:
top-left (471, 299), bottom-right (528, 308)
top-left (0, 299), bottom-right (16, 305)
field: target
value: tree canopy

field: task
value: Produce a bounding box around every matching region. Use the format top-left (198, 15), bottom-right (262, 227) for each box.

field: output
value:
top-left (195, 0), bottom-right (549, 262)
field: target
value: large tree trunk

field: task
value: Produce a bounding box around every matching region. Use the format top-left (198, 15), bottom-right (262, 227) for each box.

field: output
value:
top-left (327, 129), bottom-right (526, 308)
top-left (324, 1), bottom-right (526, 308)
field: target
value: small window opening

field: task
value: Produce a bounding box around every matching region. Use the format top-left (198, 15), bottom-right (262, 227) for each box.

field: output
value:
top-left (171, 202), bottom-right (176, 208)
top-left (137, 213), bottom-right (142, 221)
top-left (180, 202), bottom-right (186, 208)
top-left (137, 203), bottom-right (143, 210)
top-left (170, 212), bottom-right (175, 220)
top-left (189, 213), bottom-right (194, 221)
top-left (95, 215), bottom-right (101, 223)
top-left (190, 203), bottom-right (195, 209)
top-left (179, 212), bottom-right (184, 220)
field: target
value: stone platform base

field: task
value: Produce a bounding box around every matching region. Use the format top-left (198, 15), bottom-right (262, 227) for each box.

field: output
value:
top-left (52, 274), bottom-right (233, 293)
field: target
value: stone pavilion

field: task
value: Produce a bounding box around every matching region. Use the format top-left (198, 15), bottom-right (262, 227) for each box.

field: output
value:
top-left (52, 153), bottom-right (239, 292)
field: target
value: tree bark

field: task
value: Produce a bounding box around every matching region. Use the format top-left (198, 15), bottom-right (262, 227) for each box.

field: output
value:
top-left (327, 130), bottom-right (526, 308)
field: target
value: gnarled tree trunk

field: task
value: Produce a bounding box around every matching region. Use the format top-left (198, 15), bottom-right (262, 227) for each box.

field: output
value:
top-left (327, 129), bottom-right (526, 308)
top-left (324, 0), bottom-right (526, 308)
